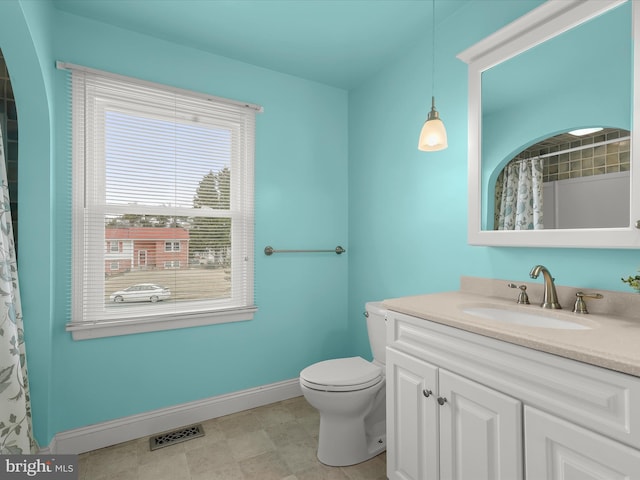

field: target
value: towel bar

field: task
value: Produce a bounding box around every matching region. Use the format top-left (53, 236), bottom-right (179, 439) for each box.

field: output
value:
top-left (264, 246), bottom-right (345, 256)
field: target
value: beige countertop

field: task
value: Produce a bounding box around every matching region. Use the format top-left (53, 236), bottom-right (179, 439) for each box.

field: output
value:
top-left (382, 277), bottom-right (640, 377)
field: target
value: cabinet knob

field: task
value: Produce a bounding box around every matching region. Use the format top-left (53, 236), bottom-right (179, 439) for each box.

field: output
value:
top-left (422, 389), bottom-right (432, 398)
top-left (437, 396), bottom-right (448, 406)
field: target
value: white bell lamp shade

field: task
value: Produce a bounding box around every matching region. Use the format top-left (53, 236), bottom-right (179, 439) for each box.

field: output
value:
top-left (418, 97), bottom-right (448, 152)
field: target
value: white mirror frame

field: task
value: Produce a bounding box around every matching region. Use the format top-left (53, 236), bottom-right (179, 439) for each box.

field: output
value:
top-left (458, 0), bottom-right (640, 248)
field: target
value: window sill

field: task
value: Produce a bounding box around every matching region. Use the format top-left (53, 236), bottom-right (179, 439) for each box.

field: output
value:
top-left (66, 307), bottom-right (257, 340)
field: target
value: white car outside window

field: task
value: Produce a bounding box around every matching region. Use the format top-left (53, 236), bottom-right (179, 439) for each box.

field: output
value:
top-left (110, 284), bottom-right (171, 303)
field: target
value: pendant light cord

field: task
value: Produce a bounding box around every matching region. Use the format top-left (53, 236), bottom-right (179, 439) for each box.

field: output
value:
top-left (432, 0), bottom-right (436, 100)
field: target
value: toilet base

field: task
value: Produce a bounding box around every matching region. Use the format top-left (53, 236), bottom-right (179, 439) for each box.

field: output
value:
top-left (317, 414), bottom-right (386, 467)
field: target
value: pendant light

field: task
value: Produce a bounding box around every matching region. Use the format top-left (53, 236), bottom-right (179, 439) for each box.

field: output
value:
top-left (418, 0), bottom-right (448, 152)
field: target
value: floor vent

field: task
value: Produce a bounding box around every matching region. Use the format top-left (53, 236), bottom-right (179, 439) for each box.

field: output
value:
top-left (149, 424), bottom-right (204, 451)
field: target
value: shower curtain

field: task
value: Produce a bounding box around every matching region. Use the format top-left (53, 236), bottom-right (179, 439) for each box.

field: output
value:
top-left (0, 127), bottom-right (36, 454)
top-left (496, 157), bottom-right (544, 230)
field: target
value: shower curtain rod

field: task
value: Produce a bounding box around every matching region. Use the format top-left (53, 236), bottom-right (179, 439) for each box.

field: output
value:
top-left (514, 135), bottom-right (630, 163)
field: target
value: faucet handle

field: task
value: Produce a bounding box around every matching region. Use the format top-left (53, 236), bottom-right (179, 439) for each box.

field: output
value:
top-left (573, 291), bottom-right (603, 314)
top-left (508, 283), bottom-right (530, 304)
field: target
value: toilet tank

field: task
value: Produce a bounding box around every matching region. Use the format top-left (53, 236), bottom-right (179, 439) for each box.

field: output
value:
top-left (365, 301), bottom-right (388, 365)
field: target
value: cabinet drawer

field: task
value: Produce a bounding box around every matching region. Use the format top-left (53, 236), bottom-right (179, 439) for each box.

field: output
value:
top-left (388, 310), bottom-right (640, 449)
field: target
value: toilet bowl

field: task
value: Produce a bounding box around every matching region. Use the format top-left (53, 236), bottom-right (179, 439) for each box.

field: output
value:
top-left (299, 302), bottom-right (387, 467)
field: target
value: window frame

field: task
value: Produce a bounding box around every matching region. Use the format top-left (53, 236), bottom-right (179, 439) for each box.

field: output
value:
top-left (63, 64), bottom-right (259, 340)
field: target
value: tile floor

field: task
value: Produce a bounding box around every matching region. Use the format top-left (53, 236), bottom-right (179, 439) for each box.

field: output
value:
top-left (78, 396), bottom-right (387, 480)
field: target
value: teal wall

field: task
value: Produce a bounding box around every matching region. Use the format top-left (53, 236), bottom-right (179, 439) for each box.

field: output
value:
top-left (1, 0), bottom-right (639, 449)
top-left (0, 0), bottom-right (56, 447)
top-left (49, 11), bottom-right (350, 442)
top-left (347, 0), bottom-right (640, 356)
top-left (1, 1), bottom-right (349, 446)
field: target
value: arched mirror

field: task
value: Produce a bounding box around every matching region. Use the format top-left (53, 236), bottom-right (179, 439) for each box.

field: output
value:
top-left (458, 0), bottom-right (640, 248)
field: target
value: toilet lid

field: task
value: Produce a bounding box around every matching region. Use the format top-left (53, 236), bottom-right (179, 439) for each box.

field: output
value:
top-left (300, 357), bottom-right (383, 392)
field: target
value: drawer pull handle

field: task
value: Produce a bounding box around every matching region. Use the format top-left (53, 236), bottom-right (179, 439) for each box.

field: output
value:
top-left (423, 389), bottom-right (433, 398)
top-left (437, 396), bottom-right (448, 406)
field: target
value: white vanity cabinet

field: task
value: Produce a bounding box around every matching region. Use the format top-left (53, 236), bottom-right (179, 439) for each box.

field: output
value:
top-left (387, 348), bottom-right (522, 480)
top-left (386, 310), bottom-right (640, 480)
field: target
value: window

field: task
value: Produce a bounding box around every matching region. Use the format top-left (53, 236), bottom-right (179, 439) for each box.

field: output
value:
top-left (165, 241), bottom-right (181, 252)
top-left (110, 262), bottom-right (119, 271)
top-left (62, 63), bottom-right (260, 340)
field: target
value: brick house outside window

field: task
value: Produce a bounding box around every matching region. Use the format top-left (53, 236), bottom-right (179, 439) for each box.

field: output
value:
top-left (105, 227), bottom-right (190, 276)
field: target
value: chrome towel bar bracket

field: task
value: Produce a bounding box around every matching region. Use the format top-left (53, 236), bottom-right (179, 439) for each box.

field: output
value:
top-left (264, 246), bottom-right (346, 256)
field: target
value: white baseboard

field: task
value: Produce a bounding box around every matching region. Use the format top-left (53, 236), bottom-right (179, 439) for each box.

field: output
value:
top-left (46, 378), bottom-right (302, 454)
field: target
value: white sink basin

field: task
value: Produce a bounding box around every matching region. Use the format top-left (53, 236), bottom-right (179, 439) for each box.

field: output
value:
top-left (462, 306), bottom-right (592, 330)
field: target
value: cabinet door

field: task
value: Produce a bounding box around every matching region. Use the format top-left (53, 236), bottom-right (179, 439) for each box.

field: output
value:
top-left (439, 369), bottom-right (523, 480)
top-left (525, 407), bottom-right (640, 480)
top-left (387, 348), bottom-right (439, 480)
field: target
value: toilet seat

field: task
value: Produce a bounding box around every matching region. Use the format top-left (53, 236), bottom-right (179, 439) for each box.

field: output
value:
top-left (300, 356), bottom-right (383, 392)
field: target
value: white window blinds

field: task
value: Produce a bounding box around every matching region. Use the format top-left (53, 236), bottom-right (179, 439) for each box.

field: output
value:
top-left (62, 63), bottom-right (259, 339)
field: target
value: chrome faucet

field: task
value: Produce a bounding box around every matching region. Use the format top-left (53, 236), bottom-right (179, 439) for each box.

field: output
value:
top-left (529, 265), bottom-right (562, 309)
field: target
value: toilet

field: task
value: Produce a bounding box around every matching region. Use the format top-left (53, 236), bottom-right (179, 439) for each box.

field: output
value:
top-left (299, 301), bottom-right (387, 467)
